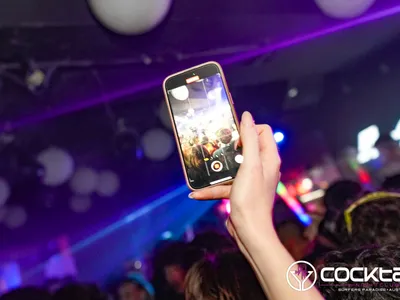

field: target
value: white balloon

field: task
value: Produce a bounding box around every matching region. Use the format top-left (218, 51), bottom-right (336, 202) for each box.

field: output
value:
top-left (37, 148), bottom-right (75, 187)
top-left (315, 0), bottom-right (375, 19)
top-left (69, 195), bottom-right (92, 213)
top-left (0, 178), bottom-right (10, 207)
top-left (171, 86), bottom-right (189, 101)
top-left (158, 101), bottom-right (173, 130)
top-left (70, 167), bottom-right (98, 196)
top-left (88, 0), bottom-right (173, 35)
top-left (141, 129), bottom-right (174, 161)
top-left (4, 206), bottom-right (27, 229)
top-left (96, 170), bottom-right (120, 197)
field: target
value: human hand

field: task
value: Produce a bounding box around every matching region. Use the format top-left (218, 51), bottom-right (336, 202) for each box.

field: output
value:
top-left (189, 111), bottom-right (281, 245)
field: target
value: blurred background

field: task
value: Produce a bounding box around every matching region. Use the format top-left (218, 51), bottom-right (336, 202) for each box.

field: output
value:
top-left (0, 0), bottom-right (399, 298)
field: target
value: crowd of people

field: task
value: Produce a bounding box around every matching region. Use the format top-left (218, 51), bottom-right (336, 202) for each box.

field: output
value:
top-left (180, 126), bottom-right (240, 183)
top-left (1, 111), bottom-right (400, 300)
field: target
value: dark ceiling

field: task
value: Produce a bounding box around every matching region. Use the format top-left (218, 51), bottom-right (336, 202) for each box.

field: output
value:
top-left (0, 0), bottom-right (400, 264)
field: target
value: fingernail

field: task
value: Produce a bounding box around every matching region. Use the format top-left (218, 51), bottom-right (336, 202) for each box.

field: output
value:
top-left (241, 111), bottom-right (254, 127)
top-left (188, 193), bottom-right (194, 199)
top-left (225, 219), bottom-right (229, 228)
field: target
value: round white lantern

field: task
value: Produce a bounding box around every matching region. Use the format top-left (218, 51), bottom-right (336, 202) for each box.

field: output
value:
top-left (171, 86), bottom-right (189, 101)
top-left (314, 0), bottom-right (375, 19)
top-left (69, 195), bottom-right (92, 213)
top-left (37, 148), bottom-right (75, 186)
top-left (70, 167), bottom-right (98, 196)
top-left (0, 178), bottom-right (10, 207)
top-left (96, 170), bottom-right (120, 197)
top-left (87, 0), bottom-right (173, 35)
top-left (141, 129), bottom-right (174, 161)
top-left (4, 206), bottom-right (27, 229)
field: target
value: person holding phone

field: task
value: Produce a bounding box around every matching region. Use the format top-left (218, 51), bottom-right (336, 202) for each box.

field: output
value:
top-left (189, 111), bottom-right (324, 300)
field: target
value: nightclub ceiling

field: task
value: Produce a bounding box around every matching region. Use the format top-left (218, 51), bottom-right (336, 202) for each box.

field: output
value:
top-left (0, 0), bottom-right (400, 260)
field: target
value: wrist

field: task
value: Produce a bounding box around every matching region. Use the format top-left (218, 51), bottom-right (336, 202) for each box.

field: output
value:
top-left (237, 217), bottom-right (278, 251)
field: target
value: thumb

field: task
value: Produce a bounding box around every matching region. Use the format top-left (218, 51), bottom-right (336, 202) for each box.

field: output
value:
top-left (240, 111), bottom-right (260, 167)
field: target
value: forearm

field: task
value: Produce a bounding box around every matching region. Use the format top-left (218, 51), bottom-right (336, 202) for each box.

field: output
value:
top-left (241, 224), bottom-right (323, 300)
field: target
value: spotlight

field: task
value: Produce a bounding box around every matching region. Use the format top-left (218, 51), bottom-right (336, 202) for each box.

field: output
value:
top-left (274, 132), bottom-right (285, 143)
top-left (22, 61), bottom-right (54, 94)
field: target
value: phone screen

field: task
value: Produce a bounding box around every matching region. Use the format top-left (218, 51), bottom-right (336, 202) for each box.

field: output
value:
top-left (165, 63), bottom-right (242, 190)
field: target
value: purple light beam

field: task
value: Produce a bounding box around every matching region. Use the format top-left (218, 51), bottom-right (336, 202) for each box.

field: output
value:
top-left (4, 5), bottom-right (400, 131)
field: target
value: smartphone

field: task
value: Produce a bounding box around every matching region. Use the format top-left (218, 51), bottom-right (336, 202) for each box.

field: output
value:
top-left (163, 61), bottom-right (243, 191)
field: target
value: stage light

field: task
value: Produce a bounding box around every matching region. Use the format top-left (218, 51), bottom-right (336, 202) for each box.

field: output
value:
top-left (26, 69), bottom-right (45, 91)
top-left (88, 0), bottom-right (173, 35)
top-left (171, 86), bottom-right (189, 101)
top-left (274, 132), bottom-right (285, 143)
top-left (297, 178), bottom-right (313, 194)
top-left (161, 231), bottom-right (173, 240)
top-left (315, 0), bottom-right (375, 19)
top-left (391, 119), bottom-right (400, 141)
top-left (357, 125), bottom-right (380, 164)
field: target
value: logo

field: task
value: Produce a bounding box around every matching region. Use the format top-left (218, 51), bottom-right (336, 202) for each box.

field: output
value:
top-left (286, 261), bottom-right (317, 291)
top-left (287, 261), bottom-right (400, 292)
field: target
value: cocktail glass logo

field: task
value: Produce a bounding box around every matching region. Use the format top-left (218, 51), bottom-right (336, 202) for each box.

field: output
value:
top-left (286, 261), bottom-right (317, 291)
top-left (287, 261), bottom-right (400, 291)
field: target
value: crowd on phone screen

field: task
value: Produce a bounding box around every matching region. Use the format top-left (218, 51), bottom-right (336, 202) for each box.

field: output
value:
top-left (1, 132), bottom-right (400, 300)
top-left (181, 127), bottom-right (240, 182)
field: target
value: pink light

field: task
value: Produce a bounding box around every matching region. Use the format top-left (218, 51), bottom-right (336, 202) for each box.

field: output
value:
top-left (225, 201), bottom-right (231, 214)
top-left (218, 199), bottom-right (231, 215)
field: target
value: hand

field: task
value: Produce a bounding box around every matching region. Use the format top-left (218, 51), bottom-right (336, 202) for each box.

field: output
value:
top-left (190, 111), bottom-right (281, 246)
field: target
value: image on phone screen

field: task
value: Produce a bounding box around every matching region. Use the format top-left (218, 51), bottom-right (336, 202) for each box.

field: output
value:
top-left (166, 70), bottom-right (243, 190)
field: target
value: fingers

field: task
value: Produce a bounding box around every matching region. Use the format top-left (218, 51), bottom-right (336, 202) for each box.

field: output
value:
top-left (257, 124), bottom-right (281, 169)
top-left (240, 112), bottom-right (260, 167)
top-left (234, 125), bottom-right (265, 150)
top-left (189, 185), bottom-right (231, 200)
